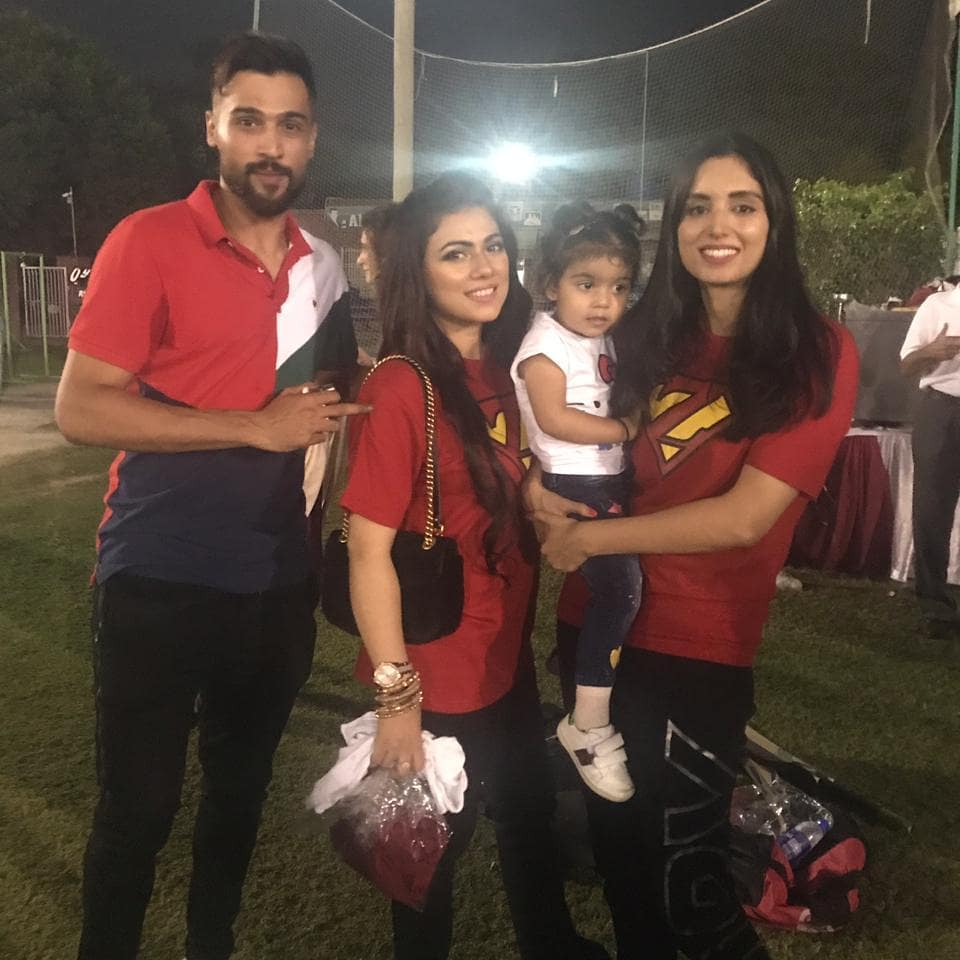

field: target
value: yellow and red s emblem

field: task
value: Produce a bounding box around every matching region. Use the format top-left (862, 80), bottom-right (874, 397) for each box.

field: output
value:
top-left (646, 376), bottom-right (731, 475)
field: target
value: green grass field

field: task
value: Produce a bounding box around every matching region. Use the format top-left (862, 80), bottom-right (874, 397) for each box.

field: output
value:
top-left (0, 442), bottom-right (958, 959)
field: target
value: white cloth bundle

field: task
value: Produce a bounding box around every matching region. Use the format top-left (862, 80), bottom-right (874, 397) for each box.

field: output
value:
top-left (308, 712), bottom-right (468, 816)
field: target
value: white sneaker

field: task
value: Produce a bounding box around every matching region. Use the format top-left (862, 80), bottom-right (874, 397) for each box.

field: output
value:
top-left (556, 713), bottom-right (635, 802)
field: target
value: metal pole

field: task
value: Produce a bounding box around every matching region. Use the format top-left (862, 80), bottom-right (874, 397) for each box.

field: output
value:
top-left (639, 53), bottom-right (649, 205)
top-left (252, 0), bottom-right (261, 30)
top-left (62, 187), bottom-right (78, 259)
top-left (948, 15), bottom-right (960, 273)
top-left (393, 0), bottom-right (415, 200)
top-left (1, 253), bottom-right (12, 379)
top-left (38, 254), bottom-right (49, 377)
top-left (69, 189), bottom-right (78, 259)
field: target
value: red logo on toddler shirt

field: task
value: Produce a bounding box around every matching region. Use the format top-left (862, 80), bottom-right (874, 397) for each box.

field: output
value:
top-left (598, 354), bottom-right (616, 384)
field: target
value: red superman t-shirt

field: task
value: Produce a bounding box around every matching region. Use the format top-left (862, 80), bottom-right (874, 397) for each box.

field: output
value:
top-left (341, 357), bottom-right (534, 714)
top-left (558, 322), bottom-right (859, 667)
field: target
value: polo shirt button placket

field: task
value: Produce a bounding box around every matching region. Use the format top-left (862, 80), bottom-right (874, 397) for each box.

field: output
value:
top-left (255, 264), bottom-right (275, 299)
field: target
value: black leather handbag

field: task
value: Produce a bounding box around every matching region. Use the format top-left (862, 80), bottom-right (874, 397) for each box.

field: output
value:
top-left (320, 355), bottom-right (465, 644)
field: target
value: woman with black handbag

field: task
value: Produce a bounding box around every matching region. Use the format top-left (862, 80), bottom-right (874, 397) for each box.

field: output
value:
top-left (333, 172), bottom-right (606, 960)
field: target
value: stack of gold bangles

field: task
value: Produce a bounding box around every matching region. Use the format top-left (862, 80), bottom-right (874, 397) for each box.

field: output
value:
top-left (374, 665), bottom-right (423, 719)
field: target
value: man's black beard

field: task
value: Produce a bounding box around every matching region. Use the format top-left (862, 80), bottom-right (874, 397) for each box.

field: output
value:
top-left (221, 160), bottom-right (305, 218)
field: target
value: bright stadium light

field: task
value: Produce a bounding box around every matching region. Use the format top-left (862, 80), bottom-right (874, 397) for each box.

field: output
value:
top-left (487, 142), bottom-right (541, 184)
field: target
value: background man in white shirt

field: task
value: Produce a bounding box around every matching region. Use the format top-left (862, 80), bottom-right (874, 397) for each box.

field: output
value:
top-left (900, 288), bottom-right (960, 638)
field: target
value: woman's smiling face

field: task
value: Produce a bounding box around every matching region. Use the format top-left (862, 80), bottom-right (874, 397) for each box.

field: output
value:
top-left (677, 154), bottom-right (770, 294)
top-left (424, 206), bottom-right (509, 337)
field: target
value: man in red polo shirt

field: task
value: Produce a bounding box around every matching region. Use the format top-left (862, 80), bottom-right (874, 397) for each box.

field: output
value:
top-left (56, 33), bottom-right (367, 960)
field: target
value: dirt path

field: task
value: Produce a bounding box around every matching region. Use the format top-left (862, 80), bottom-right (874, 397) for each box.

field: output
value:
top-left (0, 380), bottom-right (70, 464)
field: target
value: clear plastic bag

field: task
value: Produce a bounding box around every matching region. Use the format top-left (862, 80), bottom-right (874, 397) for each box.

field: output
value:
top-left (327, 767), bottom-right (451, 911)
top-left (729, 760), bottom-right (833, 840)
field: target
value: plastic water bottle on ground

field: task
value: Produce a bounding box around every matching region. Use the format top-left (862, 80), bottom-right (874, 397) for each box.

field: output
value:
top-left (776, 816), bottom-right (832, 864)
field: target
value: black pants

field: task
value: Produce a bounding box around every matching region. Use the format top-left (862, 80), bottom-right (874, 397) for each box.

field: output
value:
top-left (912, 387), bottom-right (960, 623)
top-left (77, 573), bottom-right (317, 960)
top-left (391, 673), bottom-right (586, 960)
top-left (557, 624), bottom-right (770, 960)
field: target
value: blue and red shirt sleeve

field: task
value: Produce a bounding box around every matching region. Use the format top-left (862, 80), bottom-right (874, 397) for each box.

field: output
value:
top-left (68, 213), bottom-right (166, 375)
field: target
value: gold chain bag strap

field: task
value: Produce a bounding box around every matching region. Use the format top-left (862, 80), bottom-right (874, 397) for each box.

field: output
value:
top-left (320, 355), bottom-right (465, 644)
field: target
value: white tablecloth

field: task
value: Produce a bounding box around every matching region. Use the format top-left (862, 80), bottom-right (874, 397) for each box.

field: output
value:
top-left (847, 427), bottom-right (960, 583)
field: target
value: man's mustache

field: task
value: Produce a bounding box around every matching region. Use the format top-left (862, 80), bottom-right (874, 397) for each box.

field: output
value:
top-left (246, 161), bottom-right (294, 178)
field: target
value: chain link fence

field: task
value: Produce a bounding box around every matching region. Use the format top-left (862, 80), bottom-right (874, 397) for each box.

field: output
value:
top-left (268, 0), bottom-right (953, 336)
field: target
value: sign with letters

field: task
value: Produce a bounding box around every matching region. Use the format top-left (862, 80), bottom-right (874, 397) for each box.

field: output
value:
top-left (324, 205), bottom-right (374, 229)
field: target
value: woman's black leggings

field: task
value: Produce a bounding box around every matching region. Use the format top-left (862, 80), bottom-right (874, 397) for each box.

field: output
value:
top-left (557, 623), bottom-right (771, 960)
top-left (391, 671), bottom-right (588, 960)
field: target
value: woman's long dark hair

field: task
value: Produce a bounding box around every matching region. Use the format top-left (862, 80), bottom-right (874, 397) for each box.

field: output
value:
top-left (612, 132), bottom-right (837, 440)
top-left (376, 171), bottom-right (532, 571)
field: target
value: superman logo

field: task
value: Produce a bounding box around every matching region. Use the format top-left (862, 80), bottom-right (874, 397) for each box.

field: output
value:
top-left (598, 353), bottom-right (616, 384)
top-left (646, 375), bottom-right (731, 475)
top-left (488, 411), bottom-right (532, 469)
top-left (478, 389), bottom-right (533, 470)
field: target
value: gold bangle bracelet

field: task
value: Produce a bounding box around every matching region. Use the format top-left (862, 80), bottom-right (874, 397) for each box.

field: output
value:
top-left (374, 678), bottom-right (422, 713)
top-left (375, 691), bottom-right (423, 720)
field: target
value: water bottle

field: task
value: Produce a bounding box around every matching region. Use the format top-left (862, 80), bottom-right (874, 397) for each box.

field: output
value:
top-left (776, 816), bottom-right (832, 864)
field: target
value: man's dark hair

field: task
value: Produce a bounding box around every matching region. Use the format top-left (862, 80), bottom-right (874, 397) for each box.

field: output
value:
top-left (210, 31), bottom-right (317, 103)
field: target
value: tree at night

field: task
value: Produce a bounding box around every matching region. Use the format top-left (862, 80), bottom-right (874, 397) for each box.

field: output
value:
top-left (0, 12), bottom-right (175, 254)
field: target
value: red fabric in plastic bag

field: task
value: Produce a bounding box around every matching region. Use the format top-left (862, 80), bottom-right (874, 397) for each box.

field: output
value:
top-left (329, 804), bottom-right (450, 910)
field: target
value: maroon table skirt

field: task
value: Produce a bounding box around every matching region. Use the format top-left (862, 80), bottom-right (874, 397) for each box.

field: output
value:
top-left (788, 435), bottom-right (894, 579)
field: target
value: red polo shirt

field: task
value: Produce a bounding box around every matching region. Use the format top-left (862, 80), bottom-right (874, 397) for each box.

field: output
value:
top-left (69, 181), bottom-right (357, 592)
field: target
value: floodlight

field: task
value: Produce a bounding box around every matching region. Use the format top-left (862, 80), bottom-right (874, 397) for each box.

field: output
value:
top-left (486, 143), bottom-right (540, 184)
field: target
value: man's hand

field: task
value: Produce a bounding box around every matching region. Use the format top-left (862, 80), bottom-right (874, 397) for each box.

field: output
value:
top-left (55, 351), bottom-right (371, 453)
top-left (250, 384), bottom-right (370, 453)
top-left (925, 324), bottom-right (960, 362)
top-left (902, 323), bottom-right (960, 378)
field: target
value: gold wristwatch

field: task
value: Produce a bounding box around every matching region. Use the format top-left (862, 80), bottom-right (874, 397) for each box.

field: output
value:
top-left (372, 660), bottom-right (412, 689)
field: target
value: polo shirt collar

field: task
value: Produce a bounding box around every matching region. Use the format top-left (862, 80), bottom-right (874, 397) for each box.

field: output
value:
top-left (186, 180), bottom-right (310, 258)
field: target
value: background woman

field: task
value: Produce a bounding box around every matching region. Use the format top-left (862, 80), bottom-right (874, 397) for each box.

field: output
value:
top-left (340, 172), bottom-right (605, 960)
top-left (531, 132), bottom-right (859, 960)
